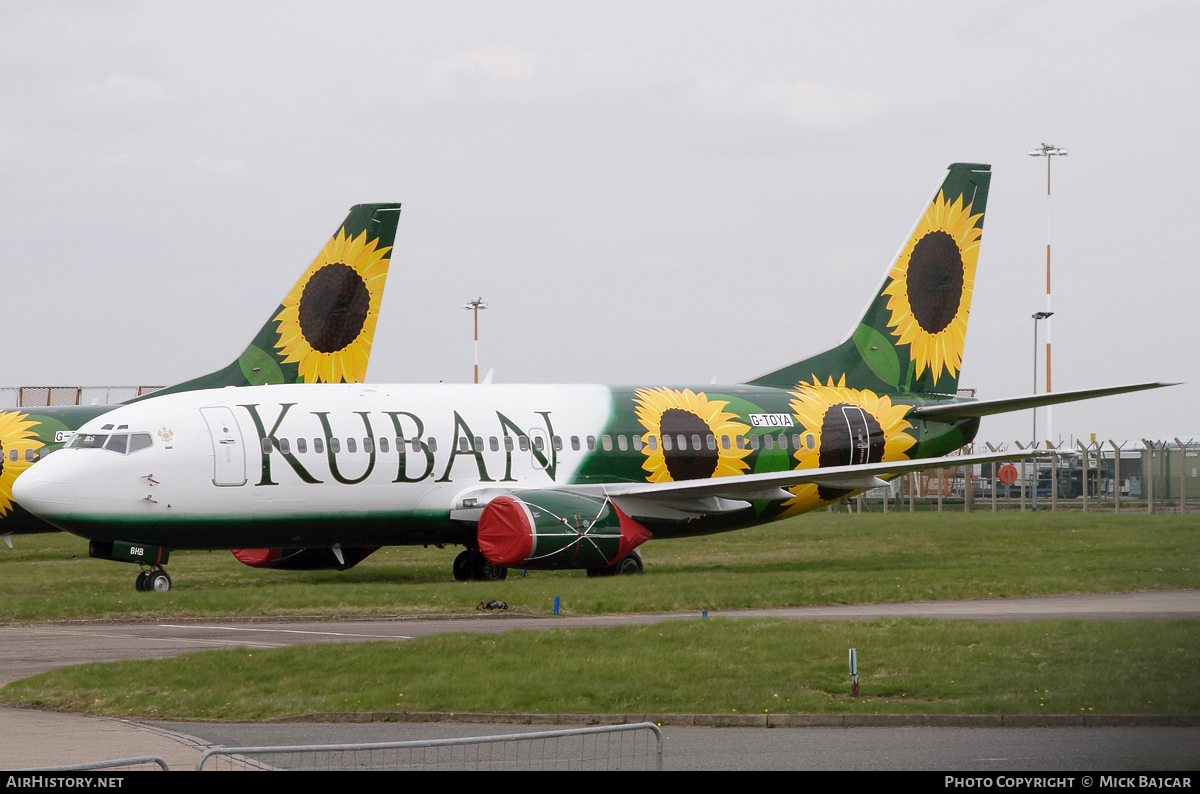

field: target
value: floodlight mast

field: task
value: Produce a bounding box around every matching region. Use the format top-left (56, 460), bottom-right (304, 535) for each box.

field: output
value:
top-left (463, 297), bottom-right (488, 384)
top-left (1031, 310), bottom-right (1054, 510)
top-left (1027, 143), bottom-right (1067, 445)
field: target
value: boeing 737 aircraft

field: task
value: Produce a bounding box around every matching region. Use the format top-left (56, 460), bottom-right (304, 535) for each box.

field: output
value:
top-left (0, 203), bottom-right (401, 549)
top-left (14, 165), bottom-right (1169, 592)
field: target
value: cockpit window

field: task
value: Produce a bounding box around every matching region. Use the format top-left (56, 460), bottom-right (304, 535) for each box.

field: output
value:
top-left (73, 434), bottom-right (109, 449)
top-left (129, 434), bottom-right (153, 453)
top-left (105, 434), bottom-right (129, 454)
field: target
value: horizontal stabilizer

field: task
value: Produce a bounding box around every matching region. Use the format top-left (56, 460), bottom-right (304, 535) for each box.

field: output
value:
top-left (910, 382), bottom-right (1176, 423)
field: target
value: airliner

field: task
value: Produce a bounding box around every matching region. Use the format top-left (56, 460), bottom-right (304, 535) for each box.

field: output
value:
top-left (14, 164), bottom-right (1169, 592)
top-left (0, 203), bottom-right (402, 547)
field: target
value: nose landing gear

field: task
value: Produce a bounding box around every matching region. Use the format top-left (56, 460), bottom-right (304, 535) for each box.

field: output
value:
top-left (134, 567), bottom-right (172, 592)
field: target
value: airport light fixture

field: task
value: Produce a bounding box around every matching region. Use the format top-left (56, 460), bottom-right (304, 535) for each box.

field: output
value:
top-left (1031, 310), bottom-right (1054, 510)
top-left (1027, 143), bottom-right (1067, 444)
top-left (463, 297), bottom-right (488, 384)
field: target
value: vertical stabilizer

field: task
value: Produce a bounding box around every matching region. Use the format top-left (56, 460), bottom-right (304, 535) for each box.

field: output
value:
top-left (145, 203), bottom-right (402, 398)
top-left (749, 164), bottom-right (990, 395)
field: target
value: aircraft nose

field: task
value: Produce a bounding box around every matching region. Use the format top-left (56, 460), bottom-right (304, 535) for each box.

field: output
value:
top-left (12, 458), bottom-right (75, 519)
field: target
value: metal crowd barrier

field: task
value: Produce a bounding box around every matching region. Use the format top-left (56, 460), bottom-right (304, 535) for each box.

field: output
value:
top-left (196, 722), bottom-right (665, 771)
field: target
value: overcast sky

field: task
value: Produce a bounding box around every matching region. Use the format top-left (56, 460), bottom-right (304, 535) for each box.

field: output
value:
top-left (2, 0), bottom-right (1196, 445)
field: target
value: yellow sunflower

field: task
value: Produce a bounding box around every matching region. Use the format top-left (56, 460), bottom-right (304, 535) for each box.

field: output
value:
top-left (881, 190), bottom-right (983, 385)
top-left (0, 411), bottom-right (43, 517)
top-left (633, 388), bottom-right (751, 482)
top-left (781, 376), bottom-right (915, 516)
top-left (273, 228), bottom-right (392, 383)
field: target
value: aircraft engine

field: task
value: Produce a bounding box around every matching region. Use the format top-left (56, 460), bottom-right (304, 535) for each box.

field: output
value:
top-left (476, 491), bottom-right (651, 570)
top-left (231, 547), bottom-right (379, 571)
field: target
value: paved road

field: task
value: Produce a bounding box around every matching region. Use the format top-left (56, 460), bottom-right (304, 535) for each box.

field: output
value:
top-left (2, 590), bottom-right (1197, 685)
top-left (2, 591), bottom-right (1197, 771)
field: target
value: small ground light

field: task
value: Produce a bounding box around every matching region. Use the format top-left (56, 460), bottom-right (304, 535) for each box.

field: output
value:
top-left (849, 648), bottom-right (859, 697)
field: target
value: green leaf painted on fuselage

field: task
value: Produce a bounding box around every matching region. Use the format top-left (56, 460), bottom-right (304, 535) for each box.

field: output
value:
top-left (852, 323), bottom-right (901, 389)
top-left (238, 344), bottom-right (285, 386)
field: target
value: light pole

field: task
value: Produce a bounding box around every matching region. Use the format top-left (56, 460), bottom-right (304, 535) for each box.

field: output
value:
top-left (1031, 311), bottom-right (1053, 510)
top-left (1027, 143), bottom-right (1067, 445)
top-left (463, 297), bottom-right (487, 384)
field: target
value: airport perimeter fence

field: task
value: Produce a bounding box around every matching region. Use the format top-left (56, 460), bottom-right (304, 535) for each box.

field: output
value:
top-left (0, 386), bottom-right (163, 408)
top-left (195, 723), bottom-right (665, 771)
top-left (835, 439), bottom-right (1200, 515)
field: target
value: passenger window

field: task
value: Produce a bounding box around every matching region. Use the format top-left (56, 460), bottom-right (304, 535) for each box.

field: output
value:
top-left (571, 436), bottom-right (580, 451)
top-left (617, 435), bottom-right (628, 451)
top-left (552, 436), bottom-right (562, 451)
top-left (378, 437), bottom-right (388, 453)
top-left (633, 435), bottom-right (644, 451)
top-left (330, 438), bottom-right (341, 454)
top-left (707, 434), bottom-right (716, 451)
top-left (691, 434), bottom-right (701, 450)
top-left (736, 436), bottom-right (745, 450)
top-left (662, 435), bottom-right (673, 451)
top-left (363, 437), bottom-right (374, 454)
top-left (490, 437), bottom-right (499, 452)
top-left (279, 438), bottom-right (291, 455)
top-left (677, 434), bottom-right (687, 450)
top-left (347, 438), bottom-right (357, 454)
top-left (778, 434), bottom-right (788, 451)
top-left (297, 437), bottom-right (308, 454)
top-left (411, 438), bottom-right (421, 452)
top-left (129, 433), bottom-right (153, 454)
top-left (105, 434), bottom-right (129, 454)
top-left (428, 437), bottom-right (438, 452)
top-left (749, 435), bottom-right (759, 450)
top-left (314, 438), bottom-right (325, 454)
top-left (587, 436), bottom-right (596, 451)
top-left (519, 436), bottom-right (529, 452)
top-left (602, 435), bottom-right (613, 452)
top-left (473, 436), bottom-right (483, 452)
top-left (792, 434), bottom-right (801, 449)
top-left (534, 436), bottom-right (545, 451)
top-left (459, 437), bottom-right (469, 452)
top-left (504, 436), bottom-right (514, 452)
top-left (261, 438), bottom-right (273, 454)
top-left (764, 434), bottom-right (774, 450)
top-left (721, 435), bottom-right (730, 450)
top-left (648, 436), bottom-right (658, 451)
top-left (25, 448), bottom-right (37, 461)
top-left (805, 434), bottom-right (815, 449)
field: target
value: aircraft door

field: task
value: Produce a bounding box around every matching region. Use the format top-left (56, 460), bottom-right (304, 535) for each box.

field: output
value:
top-left (200, 406), bottom-right (247, 486)
top-left (527, 426), bottom-right (549, 470)
top-left (840, 406), bottom-right (876, 466)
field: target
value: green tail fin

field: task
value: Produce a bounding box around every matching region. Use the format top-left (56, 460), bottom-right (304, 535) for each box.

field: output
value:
top-left (749, 163), bottom-right (990, 395)
top-left (144, 203), bottom-right (402, 399)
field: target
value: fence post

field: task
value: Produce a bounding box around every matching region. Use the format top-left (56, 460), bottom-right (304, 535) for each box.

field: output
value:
top-left (1143, 440), bottom-right (1155, 514)
top-left (1020, 458), bottom-right (1027, 512)
top-left (1078, 440), bottom-right (1089, 513)
top-left (1110, 440), bottom-right (1121, 514)
top-left (1050, 444), bottom-right (1058, 512)
top-left (1175, 438), bottom-right (1188, 515)
top-left (909, 472), bottom-right (915, 512)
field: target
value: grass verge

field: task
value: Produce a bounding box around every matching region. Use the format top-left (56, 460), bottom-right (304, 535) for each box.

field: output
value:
top-left (0, 512), bottom-right (1196, 621)
top-left (1, 619), bottom-right (1196, 720)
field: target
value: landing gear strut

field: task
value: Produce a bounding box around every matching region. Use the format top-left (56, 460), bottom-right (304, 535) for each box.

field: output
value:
top-left (453, 549), bottom-right (508, 582)
top-left (587, 549), bottom-right (643, 578)
top-left (134, 566), bottom-right (172, 592)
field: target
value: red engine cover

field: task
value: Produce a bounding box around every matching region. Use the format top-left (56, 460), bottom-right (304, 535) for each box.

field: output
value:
top-left (477, 496), bottom-right (535, 567)
top-left (232, 548), bottom-right (281, 568)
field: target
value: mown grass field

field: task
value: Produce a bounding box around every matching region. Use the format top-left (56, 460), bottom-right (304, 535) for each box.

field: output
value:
top-left (1, 512), bottom-right (1196, 621)
top-left (2, 619), bottom-right (1195, 719)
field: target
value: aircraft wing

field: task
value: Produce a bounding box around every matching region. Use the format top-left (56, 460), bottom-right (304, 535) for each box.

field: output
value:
top-left (910, 382), bottom-right (1175, 423)
top-left (451, 448), bottom-right (1063, 523)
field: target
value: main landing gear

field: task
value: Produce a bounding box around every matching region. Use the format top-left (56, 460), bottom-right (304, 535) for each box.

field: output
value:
top-left (134, 567), bottom-right (172, 592)
top-left (453, 549), bottom-right (508, 582)
top-left (587, 549), bottom-right (643, 578)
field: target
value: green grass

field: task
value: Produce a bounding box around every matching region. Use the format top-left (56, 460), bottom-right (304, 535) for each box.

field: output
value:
top-left (1, 512), bottom-right (1196, 621)
top-left (2, 619), bottom-right (1195, 720)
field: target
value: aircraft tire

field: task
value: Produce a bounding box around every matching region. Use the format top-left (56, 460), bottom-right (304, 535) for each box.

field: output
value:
top-left (614, 550), bottom-right (643, 575)
top-left (147, 570), bottom-right (172, 592)
top-left (134, 571), bottom-right (150, 592)
top-left (452, 550), bottom-right (475, 582)
top-left (478, 559), bottom-right (508, 582)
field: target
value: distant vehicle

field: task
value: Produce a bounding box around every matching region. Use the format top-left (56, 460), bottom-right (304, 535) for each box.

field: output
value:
top-left (0, 204), bottom-right (401, 544)
top-left (15, 165), bottom-right (1170, 591)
